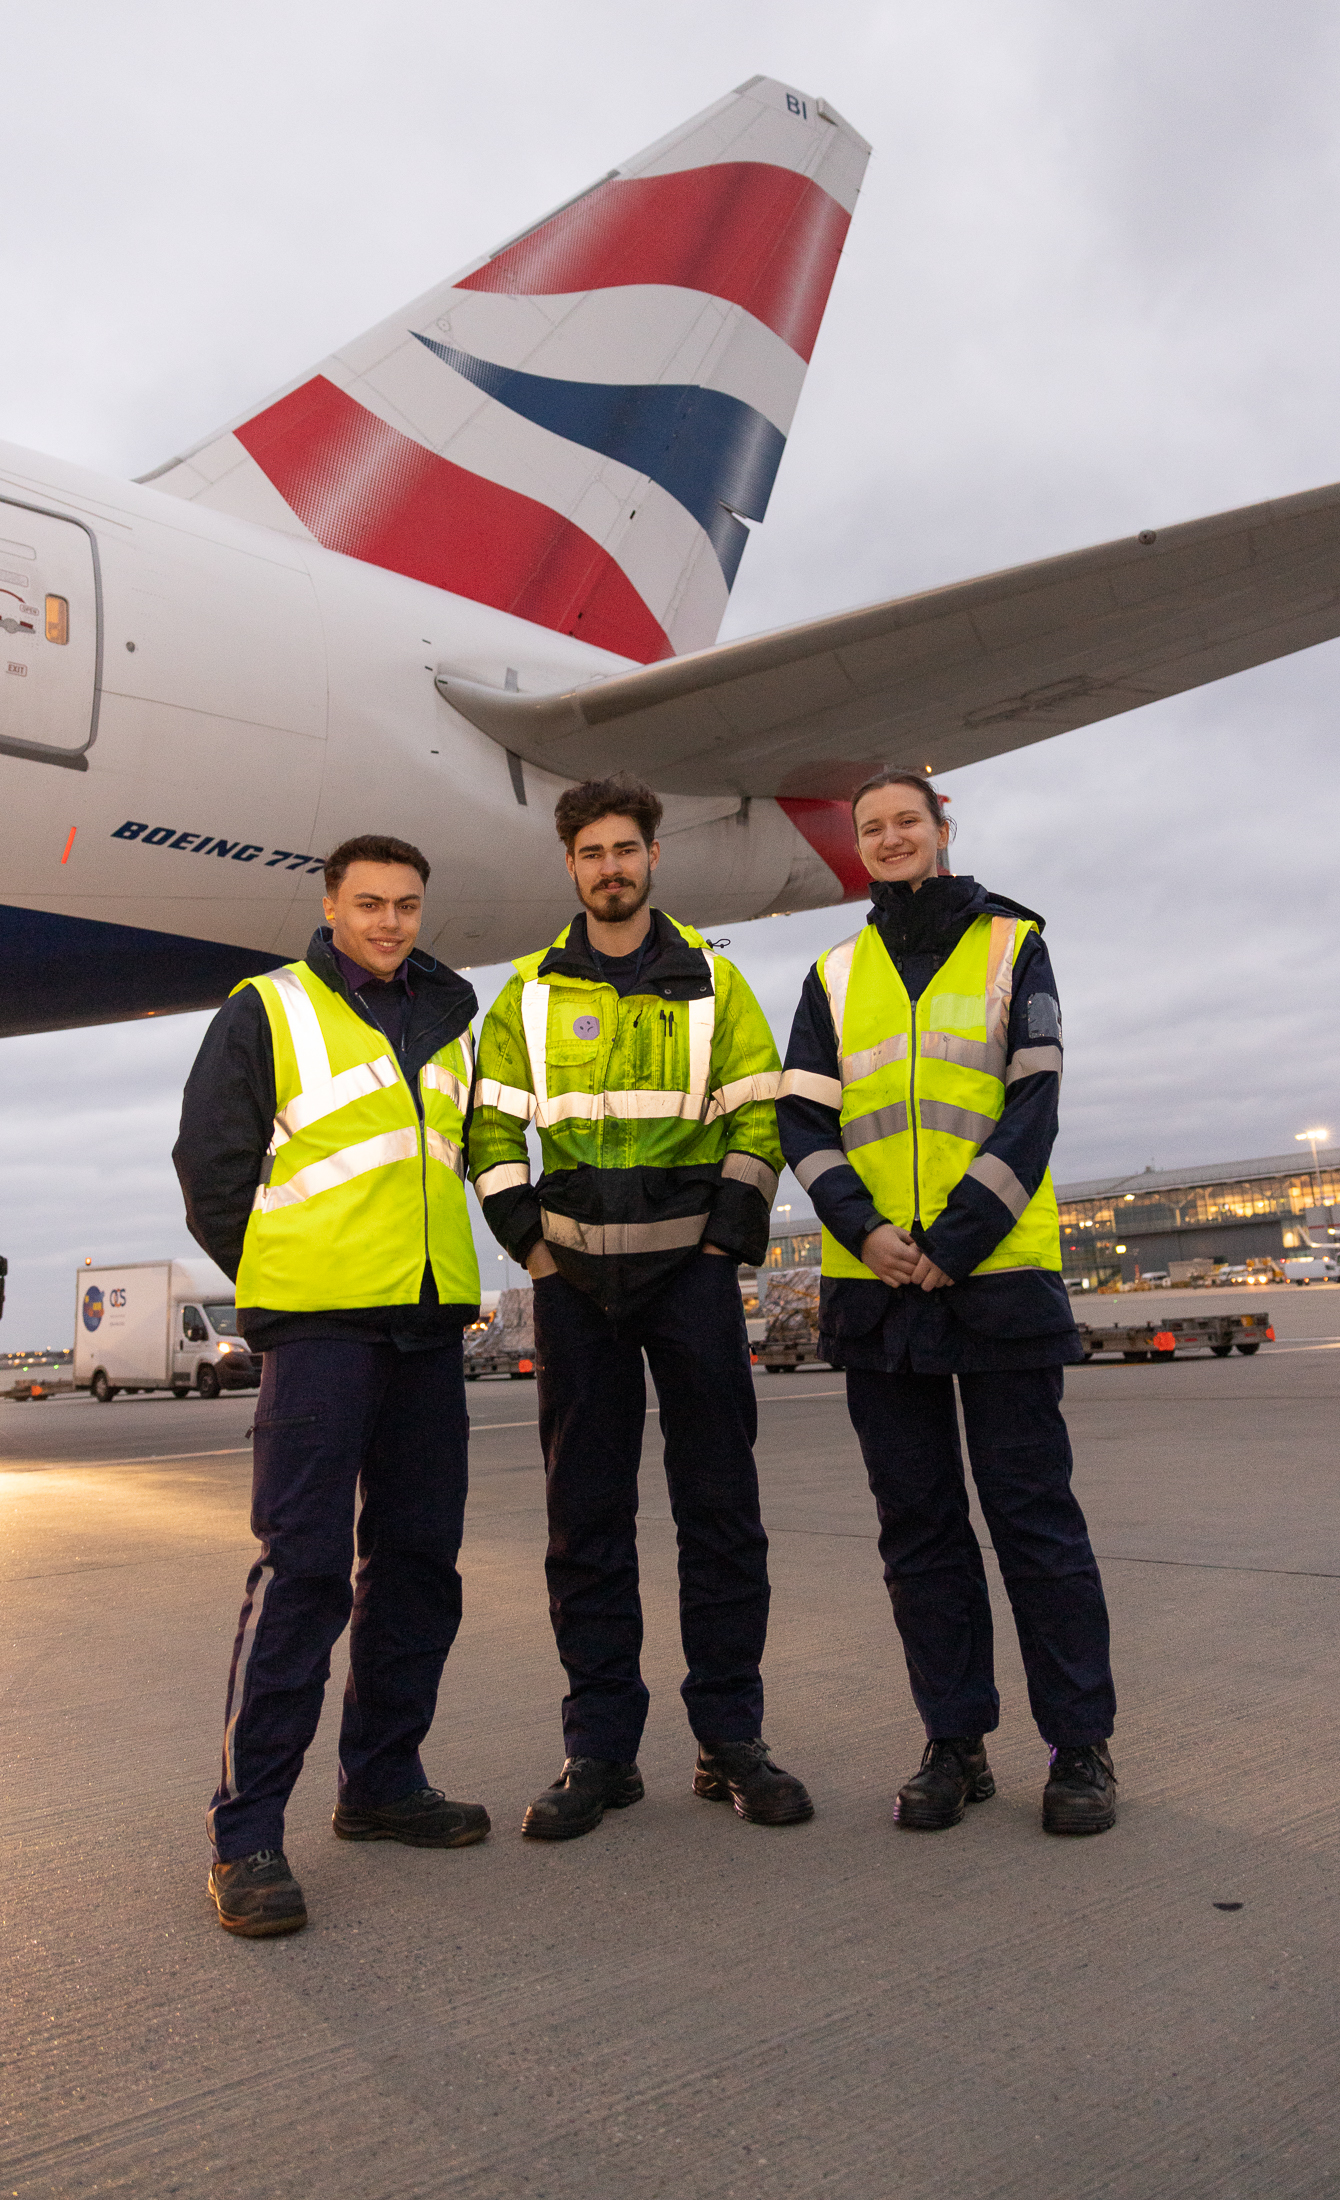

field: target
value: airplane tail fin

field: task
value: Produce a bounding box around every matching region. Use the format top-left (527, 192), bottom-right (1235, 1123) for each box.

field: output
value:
top-left (144, 78), bottom-right (869, 663)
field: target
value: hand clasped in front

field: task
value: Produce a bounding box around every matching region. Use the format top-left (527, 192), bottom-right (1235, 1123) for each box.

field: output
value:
top-left (861, 1222), bottom-right (954, 1294)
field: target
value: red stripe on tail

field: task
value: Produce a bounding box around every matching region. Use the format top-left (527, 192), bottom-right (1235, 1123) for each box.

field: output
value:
top-left (462, 166), bottom-right (851, 365)
top-left (234, 377), bottom-right (671, 663)
top-left (777, 797), bottom-right (869, 901)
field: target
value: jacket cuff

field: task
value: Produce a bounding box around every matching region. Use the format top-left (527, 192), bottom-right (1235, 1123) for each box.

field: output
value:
top-left (481, 1184), bottom-right (544, 1265)
top-left (705, 1179), bottom-right (772, 1266)
top-left (921, 1175), bottom-right (1019, 1281)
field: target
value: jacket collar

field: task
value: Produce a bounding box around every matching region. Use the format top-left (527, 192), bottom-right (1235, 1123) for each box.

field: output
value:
top-left (305, 927), bottom-right (477, 1045)
top-left (867, 875), bottom-right (1045, 950)
top-left (537, 908), bottom-right (712, 995)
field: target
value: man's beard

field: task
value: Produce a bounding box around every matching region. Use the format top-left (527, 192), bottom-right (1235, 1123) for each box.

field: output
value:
top-left (577, 871), bottom-right (652, 927)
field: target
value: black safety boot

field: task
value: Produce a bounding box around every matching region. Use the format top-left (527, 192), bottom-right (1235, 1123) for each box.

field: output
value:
top-left (1042, 1743), bottom-right (1118, 1835)
top-left (332, 1786), bottom-right (491, 1848)
top-left (693, 1737), bottom-right (814, 1825)
top-left (521, 1757), bottom-right (645, 1840)
top-left (209, 1849), bottom-right (308, 1937)
top-left (894, 1736), bottom-right (996, 1829)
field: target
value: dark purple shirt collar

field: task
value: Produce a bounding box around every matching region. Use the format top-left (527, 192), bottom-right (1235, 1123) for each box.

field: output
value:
top-left (332, 945), bottom-right (412, 994)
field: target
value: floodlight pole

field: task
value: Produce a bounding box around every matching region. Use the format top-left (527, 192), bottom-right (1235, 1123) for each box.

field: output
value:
top-left (1295, 1128), bottom-right (1328, 1211)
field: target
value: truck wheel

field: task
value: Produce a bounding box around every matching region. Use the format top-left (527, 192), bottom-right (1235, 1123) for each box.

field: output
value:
top-left (1210, 1344), bottom-right (1232, 1357)
top-left (196, 1364), bottom-right (221, 1399)
top-left (172, 1384), bottom-right (189, 1398)
top-left (1235, 1341), bottom-right (1260, 1355)
top-left (90, 1369), bottom-right (117, 1403)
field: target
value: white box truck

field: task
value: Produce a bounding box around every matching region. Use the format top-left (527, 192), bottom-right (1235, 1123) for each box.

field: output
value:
top-left (74, 1260), bottom-right (261, 1402)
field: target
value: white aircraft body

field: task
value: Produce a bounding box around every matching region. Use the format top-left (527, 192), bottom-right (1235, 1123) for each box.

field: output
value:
top-left (5, 75), bottom-right (1340, 1038)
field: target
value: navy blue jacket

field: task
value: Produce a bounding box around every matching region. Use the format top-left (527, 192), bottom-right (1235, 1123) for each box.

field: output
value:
top-left (778, 877), bottom-right (1081, 1374)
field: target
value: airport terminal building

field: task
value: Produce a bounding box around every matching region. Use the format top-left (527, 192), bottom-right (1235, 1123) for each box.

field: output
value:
top-left (764, 1145), bottom-right (1340, 1289)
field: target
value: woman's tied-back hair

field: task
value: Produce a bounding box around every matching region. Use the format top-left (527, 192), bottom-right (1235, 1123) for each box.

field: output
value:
top-left (849, 768), bottom-right (955, 845)
top-left (554, 773), bottom-right (664, 853)
top-left (323, 835), bottom-right (430, 894)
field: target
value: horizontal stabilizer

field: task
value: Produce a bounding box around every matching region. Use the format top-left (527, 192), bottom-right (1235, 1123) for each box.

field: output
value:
top-left (436, 481), bottom-right (1340, 795)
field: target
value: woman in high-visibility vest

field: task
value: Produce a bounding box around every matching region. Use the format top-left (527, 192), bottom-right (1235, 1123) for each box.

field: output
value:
top-left (777, 770), bottom-right (1118, 1836)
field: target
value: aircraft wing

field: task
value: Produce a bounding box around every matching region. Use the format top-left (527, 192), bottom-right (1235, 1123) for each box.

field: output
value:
top-left (436, 480), bottom-right (1340, 796)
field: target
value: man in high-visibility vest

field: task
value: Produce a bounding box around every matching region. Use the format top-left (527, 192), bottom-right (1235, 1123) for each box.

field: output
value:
top-left (175, 834), bottom-right (489, 1937)
top-left (778, 771), bottom-right (1117, 1837)
top-left (470, 773), bottom-right (813, 1840)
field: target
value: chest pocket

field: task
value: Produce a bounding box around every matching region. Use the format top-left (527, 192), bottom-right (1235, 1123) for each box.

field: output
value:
top-left (545, 988), bottom-right (608, 1070)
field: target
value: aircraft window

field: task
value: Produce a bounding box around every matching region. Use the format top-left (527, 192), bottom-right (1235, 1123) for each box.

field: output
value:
top-left (45, 596), bottom-right (68, 644)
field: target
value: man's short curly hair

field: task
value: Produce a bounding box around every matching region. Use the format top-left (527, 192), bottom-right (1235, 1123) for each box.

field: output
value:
top-left (323, 834), bottom-right (430, 894)
top-left (553, 774), bottom-right (664, 853)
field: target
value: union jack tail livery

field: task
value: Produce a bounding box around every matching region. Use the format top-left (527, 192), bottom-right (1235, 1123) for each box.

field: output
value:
top-left (146, 78), bottom-right (871, 665)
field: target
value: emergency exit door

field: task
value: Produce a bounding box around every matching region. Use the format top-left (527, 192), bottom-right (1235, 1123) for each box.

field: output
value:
top-left (0, 499), bottom-right (100, 770)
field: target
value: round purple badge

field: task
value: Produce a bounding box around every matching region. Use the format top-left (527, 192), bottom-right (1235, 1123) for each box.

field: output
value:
top-left (572, 1015), bottom-right (600, 1041)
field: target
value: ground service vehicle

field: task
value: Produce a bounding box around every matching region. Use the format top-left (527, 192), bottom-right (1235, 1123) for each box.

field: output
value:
top-left (1282, 1255), bottom-right (1339, 1284)
top-left (463, 1288), bottom-right (535, 1380)
top-left (758, 1267), bottom-right (830, 1374)
top-left (74, 1260), bottom-right (259, 1400)
top-left (1076, 1311), bottom-right (1274, 1361)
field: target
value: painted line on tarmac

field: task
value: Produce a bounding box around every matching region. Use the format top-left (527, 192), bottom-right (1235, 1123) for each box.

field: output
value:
top-left (770, 1523), bottom-right (1340, 1580)
top-left (469, 1386), bottom-right (845, 1437)
top-left (0, 1444), bottom-right (256, 1472)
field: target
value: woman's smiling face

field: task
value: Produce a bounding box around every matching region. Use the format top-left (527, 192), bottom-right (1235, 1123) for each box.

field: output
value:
top-left (852, 782), bottom-right (950, 885)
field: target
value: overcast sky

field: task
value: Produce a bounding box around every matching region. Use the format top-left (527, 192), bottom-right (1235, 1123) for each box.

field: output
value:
top-left (3, 1), bottom-right (1339, 1345)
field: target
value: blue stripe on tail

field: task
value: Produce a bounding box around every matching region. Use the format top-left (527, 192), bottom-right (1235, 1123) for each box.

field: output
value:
top-left (413, 334), bottom-right (786, 589)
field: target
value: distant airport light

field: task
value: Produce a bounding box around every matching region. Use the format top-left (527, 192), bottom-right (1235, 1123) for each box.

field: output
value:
top-left (1123, 1193), bottom-right (1135, 1201)
top-left (1115, 1244), bottom-right (1127, 1253)
top-left (1296, 1126), bottom-right (1330, 1206)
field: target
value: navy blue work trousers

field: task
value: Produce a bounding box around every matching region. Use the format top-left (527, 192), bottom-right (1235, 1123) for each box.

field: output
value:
top-left (845, 1365), bottom-right (1115, 1746)
top-left (532, 1254), bottom-right (771, 1761)
top-left (207, 1338), bottom-right (469, 1860)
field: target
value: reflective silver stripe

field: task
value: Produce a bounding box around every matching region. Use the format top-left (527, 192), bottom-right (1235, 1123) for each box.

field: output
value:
top-left (267, 966), bottom-right (332, 1089)
top-left (984, 917), bottom-right (1023, 1060)
top-left (840, 1032), bottom-right (909, 1086)
top-left (841, 1101), bottom-right (910, 1151)
top-left (721, 1151), bottom-right (779, 1200)
top-left (425, 1128), bottom-right (465, 1178)
top-left (476, 1161), bottom-right (531, 1199)
top-left (474, 1076), bottom-right (537, 1121)
top-left (540, 1086), bottom-right (711, 1124)
top-left (540, 1208), bottom-right (709, 1257)
top-left (688, 953), bottom-right (716, 1102)
top-left (795, 1148), bottom-right (849, 1192)
top-left (777, 1067), bottom-right (843, 1110)
top-left (273, 1053), bottom-right (400, 1144)
top-left (259, 1127), bottom-right (420, 1213)
top-left (1005, 1045), bottom-right (1063, 1084)
top-left (819, 932), bottom-right (860, 1047)
top-left (918, 1030), bottom-right (1003, 1078)
top-left (422, 1060), bottom-right (471, 1112)
top-left (918, 1099), bottom-right (998, 1145)
top-left (520, 979), bottom-right (552, 1123)
top-left (216, 1560), bottom-right (274, 1815)
top-left (708, 1069), bottom-right (781, 1120)
top-left (966, 1153), bottom-right (1032, 1220)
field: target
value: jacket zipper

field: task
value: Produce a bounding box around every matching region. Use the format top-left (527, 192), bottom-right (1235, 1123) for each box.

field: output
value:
top-left (909, 993), bottom-right (920, 1224)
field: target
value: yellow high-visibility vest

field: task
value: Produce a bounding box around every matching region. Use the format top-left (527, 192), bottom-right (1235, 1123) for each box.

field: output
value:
top-left (811, 915), bottom-right (1062, 1281)
top-left (234, 963), bottom-right (480, 1311)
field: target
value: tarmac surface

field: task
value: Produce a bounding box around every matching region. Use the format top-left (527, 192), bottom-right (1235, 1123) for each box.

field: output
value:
top-left (3, 1284), bottom-right (1339, 2199)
